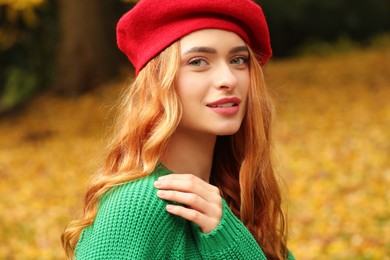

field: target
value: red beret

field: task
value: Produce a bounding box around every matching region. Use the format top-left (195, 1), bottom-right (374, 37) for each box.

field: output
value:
top-left (117, 0), bottom-right (272, 75)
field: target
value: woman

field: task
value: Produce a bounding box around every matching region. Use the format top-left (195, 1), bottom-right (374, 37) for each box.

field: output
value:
top-left (62, 0), bottom-right (294, 259)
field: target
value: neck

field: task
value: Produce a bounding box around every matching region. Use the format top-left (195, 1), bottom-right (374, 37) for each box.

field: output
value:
top-left (161, 129), bottom-right (216, 182)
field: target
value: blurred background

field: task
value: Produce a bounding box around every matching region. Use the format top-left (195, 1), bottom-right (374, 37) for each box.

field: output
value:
top-left (0, 0), bottom-right (389, 259)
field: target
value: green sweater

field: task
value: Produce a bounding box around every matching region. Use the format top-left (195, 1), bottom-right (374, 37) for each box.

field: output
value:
top-left (76, 165), bottom-right (294, 259)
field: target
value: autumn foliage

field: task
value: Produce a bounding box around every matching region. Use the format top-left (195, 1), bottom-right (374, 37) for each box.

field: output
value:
top-left (0, 46), bottom-right (389, 259)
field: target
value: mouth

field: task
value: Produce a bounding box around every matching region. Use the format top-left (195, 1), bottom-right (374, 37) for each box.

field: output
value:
top-left (206, 102), bottom-right (238, 108)
top-left (205, 97), bottom-right (241, 116)
top-left (206, 97), bottom-right (241, 108)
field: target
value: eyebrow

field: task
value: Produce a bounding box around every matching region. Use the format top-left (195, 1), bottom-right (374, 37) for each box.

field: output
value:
top-left (183, 47), bottom-right (216, 55)
top-left (182, 45), bottom-right (249, 55)
top-left (229, 46), bottom-right (249, 54)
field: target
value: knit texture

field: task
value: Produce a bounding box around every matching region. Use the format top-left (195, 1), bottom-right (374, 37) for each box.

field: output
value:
top-left (75, 165), bottom-right (295, 259)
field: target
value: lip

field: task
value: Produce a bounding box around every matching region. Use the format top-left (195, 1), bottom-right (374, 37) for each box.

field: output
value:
top-left (206, 97), bottom-right (241, 107)
top-left (206, 97), bottom-right (241, 116)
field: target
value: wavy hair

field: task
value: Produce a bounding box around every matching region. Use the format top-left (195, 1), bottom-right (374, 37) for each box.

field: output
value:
top-left (62, 41), bottom-right (287, 259)
top-left (212, 47), bottom-right (288, 259)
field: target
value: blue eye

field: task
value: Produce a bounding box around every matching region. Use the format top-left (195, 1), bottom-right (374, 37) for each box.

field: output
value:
top-left (189, 58), bottom-right (208, 66)
top-left (230, 56), bottom-right (248, 65)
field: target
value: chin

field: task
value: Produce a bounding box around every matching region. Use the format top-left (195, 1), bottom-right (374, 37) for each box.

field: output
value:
top-left (215, 127), bottom-right (241, 136)
top-left (213, 121), bottom-right (243, 136)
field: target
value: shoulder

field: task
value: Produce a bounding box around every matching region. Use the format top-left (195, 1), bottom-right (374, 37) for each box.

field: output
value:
top-left (76, 166), bottom-right (176, 258)
top-left (96, 165), bottom-right (171, 226)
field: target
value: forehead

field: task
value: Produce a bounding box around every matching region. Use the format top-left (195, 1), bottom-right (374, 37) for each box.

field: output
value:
top-left (179, 29), bottom-right (246, 52)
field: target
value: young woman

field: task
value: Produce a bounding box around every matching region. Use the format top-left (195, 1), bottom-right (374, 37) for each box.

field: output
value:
top-left (62, 0), bottom-right (294, 259)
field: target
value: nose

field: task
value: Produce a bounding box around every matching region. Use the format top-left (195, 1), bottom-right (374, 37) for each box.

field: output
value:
top-left (213, 63), bottom-right (238, 90)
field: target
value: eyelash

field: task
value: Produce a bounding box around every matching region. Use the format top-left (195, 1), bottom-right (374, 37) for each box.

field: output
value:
top-left (230, 56), bottom-right (249, 65)
top-left (187, 55), bottom-right (249, 67)
top-left (188, 57), bottom-right (208, 66)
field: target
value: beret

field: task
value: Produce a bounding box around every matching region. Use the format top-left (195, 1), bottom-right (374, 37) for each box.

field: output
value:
top-left (117, 0), bottom-right (272, 75)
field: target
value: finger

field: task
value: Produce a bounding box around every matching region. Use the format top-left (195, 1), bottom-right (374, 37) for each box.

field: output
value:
top-left (157, 190), bottom-right (215, 213)
top-left (165, 204), bottom-right (220, 233)
top-left (155, 174), bottom-right (220, 195)
top-left (158, 174), bottom-right (218, 193)
top-left (154, 179), bottom-right (219, 204)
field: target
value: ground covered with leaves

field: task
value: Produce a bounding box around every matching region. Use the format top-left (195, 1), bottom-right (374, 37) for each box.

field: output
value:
top-left (0, 46), bottom-right (389, 259)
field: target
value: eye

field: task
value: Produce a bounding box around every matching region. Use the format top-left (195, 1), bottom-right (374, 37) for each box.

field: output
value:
top-left (230, 56), bottom-right (248, 65)
top-left (188, 57), bottom-right (208, 67)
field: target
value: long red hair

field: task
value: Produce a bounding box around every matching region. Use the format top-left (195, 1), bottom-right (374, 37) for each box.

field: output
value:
top-left (62, 41), bottom-right (288, 259)
top-left (212, 47), bottom-right (287, 259)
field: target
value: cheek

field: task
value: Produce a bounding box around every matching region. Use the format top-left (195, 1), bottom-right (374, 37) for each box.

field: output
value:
top-left (176, 72), bottom-right (196, 96)
top-left (176, 76), bottom-right (191, 104)
top-left (177, 84), bottom-right (198, 105)
top-left (176, 74), bottom-right (209, 104)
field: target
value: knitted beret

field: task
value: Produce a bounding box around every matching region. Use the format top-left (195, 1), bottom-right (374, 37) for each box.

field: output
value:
top-left (117, 0), bottom-right (272, 75)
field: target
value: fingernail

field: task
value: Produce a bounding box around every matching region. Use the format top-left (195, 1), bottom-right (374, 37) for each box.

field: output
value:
top-left (154, 180), bottom-right (161, 187)
top-left (166, 205), bottom-right (174, 212)
top-left (157, 190), bottom-right (166, 197)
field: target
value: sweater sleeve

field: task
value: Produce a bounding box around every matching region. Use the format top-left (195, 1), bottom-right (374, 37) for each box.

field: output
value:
top-left (192, 199), bottom-right (295, 259)
top-left (75, 174), bottom-right (180, 259)
top-left (192, 199), bottom-right (266, 259)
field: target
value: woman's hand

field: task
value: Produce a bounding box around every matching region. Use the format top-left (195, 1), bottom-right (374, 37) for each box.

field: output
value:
top-left (154, 174), bottom-right (222, 233)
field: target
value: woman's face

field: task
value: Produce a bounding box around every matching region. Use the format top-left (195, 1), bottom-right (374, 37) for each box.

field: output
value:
top-left (176, 29), bottom-right (250, 137)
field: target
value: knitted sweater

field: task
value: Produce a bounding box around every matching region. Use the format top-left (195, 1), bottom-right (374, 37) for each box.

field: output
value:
top-left (75, 165), bottom-right (294, 259)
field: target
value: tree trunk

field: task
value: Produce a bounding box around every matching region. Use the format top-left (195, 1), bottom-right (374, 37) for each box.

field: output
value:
top-left (53, 0), bottom-right (119, 95)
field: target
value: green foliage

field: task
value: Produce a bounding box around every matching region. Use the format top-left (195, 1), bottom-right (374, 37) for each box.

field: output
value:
top-left (297, 35), bottom-right (363, 56)
top-left (296, 33), bottom-right (390, 57)
top-left (370, 34), bottom-right (390, 50)
top-left (259, 0), bottom-right (390, 57)
top-left (0, 0), bottom-right (56, 113)
top-left (0, 67), bottom-right (38, 113)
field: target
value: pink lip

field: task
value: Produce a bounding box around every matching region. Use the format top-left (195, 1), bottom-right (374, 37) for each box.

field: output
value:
top-left (206, 97), bottom-right (241, 116)
top-left (207, 97), bottom-right (241, 106)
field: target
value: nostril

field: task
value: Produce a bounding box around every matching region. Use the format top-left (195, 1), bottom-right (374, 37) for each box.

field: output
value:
top-left (213, 64), bottom-right (239, 89)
